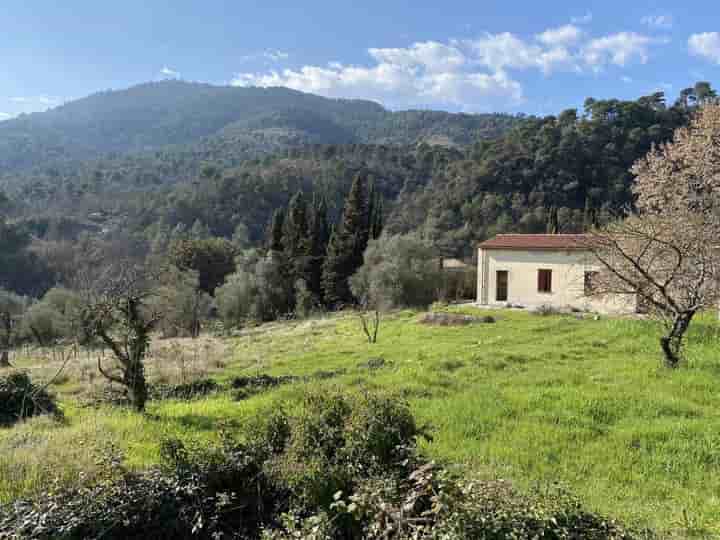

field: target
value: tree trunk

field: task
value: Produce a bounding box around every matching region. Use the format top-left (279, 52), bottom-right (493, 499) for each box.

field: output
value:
top-left (660, 311), bottom-right (695, 368)
top-left (124, 360), bottom-right (148, 412)
top-left (0, 350), bottom-right (10, 367)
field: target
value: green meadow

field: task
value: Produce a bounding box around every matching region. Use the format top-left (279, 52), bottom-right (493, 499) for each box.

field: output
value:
top-left (2, 307), bottom-right (720, 538)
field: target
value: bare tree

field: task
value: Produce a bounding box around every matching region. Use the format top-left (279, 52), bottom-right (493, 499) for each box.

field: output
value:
top-left (82, 264), bottom-right (160, 411)
top-left (587, 103), bottom-right (720, 367)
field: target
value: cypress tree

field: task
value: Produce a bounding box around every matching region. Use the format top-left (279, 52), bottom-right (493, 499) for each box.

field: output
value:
top-left (322, 173), bottom-right (370, 307)
top-left (370, 191), bottom-right (384, 240)
top-left (308, 196), bottom-right (330, 301)
top-left (266, 208), bottom-right (285, 253)
top-left (283, 191), bottom-right (311, 286)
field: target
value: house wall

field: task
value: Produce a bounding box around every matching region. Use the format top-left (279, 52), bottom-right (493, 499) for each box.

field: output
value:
top-left (476, 247), bottom-right (636, 314)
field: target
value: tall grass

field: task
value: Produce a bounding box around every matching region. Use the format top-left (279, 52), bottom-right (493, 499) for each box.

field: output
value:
top-left (1, 309), bottom-right (719, 537)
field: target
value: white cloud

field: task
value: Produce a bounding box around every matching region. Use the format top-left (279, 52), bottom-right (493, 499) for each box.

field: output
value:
top-left (232, 40), bottom-right (523, 111)
top-left (233, 26), bottom-right (664, 111)
top-left (160, 66), bottom-right (180, 78)
top-left (689, 32), bottom-right (720, 64)
top-left (0, 112), bottom-right (12, 121)
top-left (621, 75), bottom-right (633, 83)
top-left (536, 25), bottom-right (583, 47)
top-left (640, 15), bottom-right (673, 30)
top-left (571, 12), bottom-right (593, 25)
top-left (582, 32), bottom-right (656, 70)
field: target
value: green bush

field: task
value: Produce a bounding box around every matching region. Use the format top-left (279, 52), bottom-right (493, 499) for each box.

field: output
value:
top-left (0, 372), bottom-right (61, 426)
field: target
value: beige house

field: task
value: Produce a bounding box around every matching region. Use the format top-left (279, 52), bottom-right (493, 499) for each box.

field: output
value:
top-left (476, 234), bottom-right (636, 314)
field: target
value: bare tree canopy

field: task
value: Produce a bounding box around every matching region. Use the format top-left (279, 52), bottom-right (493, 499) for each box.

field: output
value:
top-left (588, 103), bottom-right (720, 367)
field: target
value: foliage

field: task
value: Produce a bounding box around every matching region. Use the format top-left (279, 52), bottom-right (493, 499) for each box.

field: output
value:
top-left (0, 289), bottom-right (25, 364)
top-left (151, 267), bottom-right (213, 338)
top-left (322, 173), bottom-right (373, 307)
top-left (21, 287), bottom-right (87, 346)
top-left (167, 237), bottom-right (236, 295)
top-left (0, 372), bottom-right (60, 426)
top-left (350, 233), bottom-right (441, 310)
top-left (215, 250), bottom-right (291, 325)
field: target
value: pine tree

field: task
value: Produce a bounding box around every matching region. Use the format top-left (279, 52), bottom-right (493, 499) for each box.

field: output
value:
top-left (266, 208), bottom-right (285, 253)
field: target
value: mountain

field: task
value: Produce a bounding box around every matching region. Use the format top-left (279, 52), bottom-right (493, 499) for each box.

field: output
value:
top-left (0, 80), bottom-right (517, 174)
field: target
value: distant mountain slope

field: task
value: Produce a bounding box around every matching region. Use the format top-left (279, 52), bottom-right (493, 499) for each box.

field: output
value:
top-left (0, 80), bottom-right (517, 173)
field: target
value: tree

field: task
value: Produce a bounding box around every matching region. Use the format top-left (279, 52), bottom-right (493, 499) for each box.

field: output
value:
top-left (266, 209), bottom-right (286, 253)
top-left (350, 233), bottom-right (441, 311)
top-left (282, 191), bottom-right (311, 289)
top-left (0, 289), bottom-right (24, 367)
top-left (588, 103), bottom-right (720, 367)
top-left (153, 267), bottom-right (212, 338)
top-left (322, 173), bottom-right (371, 307)
top-left (83, 265), bottom-right (160, 411)
top-left (168, 237), bottom-right (236, 295)
top-left (308, 196), bottom-right (330, 301)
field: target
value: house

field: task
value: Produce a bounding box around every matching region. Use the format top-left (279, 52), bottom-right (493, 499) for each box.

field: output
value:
top-left (476, 234), bottom-right (636, 314)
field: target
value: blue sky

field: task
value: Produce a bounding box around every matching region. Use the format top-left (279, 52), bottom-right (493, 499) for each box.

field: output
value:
top-left (1, 0), bottom-right (719, 120)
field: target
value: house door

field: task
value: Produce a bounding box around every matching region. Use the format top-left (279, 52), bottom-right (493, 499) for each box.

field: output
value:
top-left (496, 271), bottom-right (508, 302)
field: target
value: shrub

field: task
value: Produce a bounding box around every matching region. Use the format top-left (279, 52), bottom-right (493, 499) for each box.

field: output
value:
top-left (267, 390), bottom-right (420, 511)
top-left (0, 372), bottom-right (61, 426)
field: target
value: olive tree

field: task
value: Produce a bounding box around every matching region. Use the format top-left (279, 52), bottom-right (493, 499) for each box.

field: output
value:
top-left (350, 233), bottom-right (441, 343)
top-left (0, 289), bottom-right (25, 367)
top-left (82, 264), bottom-right (160, 411)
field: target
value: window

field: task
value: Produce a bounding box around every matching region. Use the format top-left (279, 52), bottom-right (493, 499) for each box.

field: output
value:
top-left (584, 271), bottom-right (598, 296)
top-left (537, 269), bottom-right (552, 293)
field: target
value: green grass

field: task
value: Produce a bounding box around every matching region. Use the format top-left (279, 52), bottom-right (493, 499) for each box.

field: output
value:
top-left (2, 308), bottom-right (720, 537)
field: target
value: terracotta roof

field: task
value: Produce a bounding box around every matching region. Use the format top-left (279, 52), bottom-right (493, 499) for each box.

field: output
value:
top-left (478, 234), bottom-right (590, 250)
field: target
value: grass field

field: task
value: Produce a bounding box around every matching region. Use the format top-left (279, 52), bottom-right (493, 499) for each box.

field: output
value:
top-left (2, 307), bottom-right (720, 538)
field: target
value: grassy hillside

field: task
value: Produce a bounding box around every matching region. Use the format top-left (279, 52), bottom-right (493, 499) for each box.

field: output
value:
top-left (2, 308), bottom-right (719, 537)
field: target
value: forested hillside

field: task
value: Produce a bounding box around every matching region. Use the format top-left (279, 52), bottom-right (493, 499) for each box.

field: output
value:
top-left (0, 82), bottom-right (715, 297)
top-left (0, 80), bottom-right (515, 175)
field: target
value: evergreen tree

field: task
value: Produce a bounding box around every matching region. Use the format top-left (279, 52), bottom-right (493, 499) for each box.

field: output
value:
top-left (266, 208), bottom-right (285, 252)
top-left (322, 173), bottom-right (370, 307)
top-left (282, 191), bottom-right (311, 289)
top-left (322, 226), bottom-right (349, 307)
top-left (370, 191), bottom-right (384, 240)
top-left (308, 196), bottom-right (330, 301)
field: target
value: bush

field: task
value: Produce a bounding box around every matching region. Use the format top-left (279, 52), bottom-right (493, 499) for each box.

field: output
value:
top-left (0, 372), bottom-right (61, 426)
top-left (266, 390), bottom-right (420, 511)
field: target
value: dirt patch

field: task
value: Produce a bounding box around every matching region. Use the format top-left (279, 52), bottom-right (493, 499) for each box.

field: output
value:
top-left (419, 312), bottom-right (495, 326)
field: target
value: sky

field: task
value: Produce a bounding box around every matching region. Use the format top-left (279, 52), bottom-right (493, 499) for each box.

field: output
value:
top-left (0, 0), bottom-right (719, 120)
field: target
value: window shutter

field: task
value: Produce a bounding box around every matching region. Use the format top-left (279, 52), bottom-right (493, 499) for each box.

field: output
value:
top-left (537, 270), bottom-right (542, 291)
